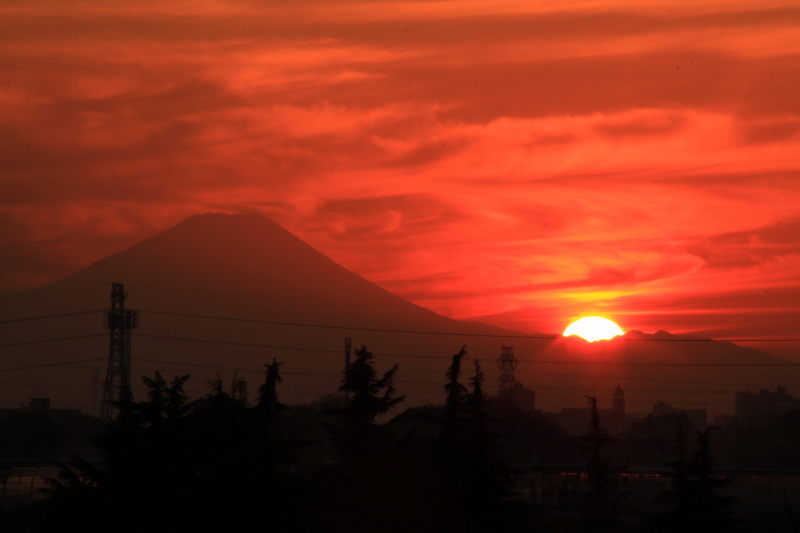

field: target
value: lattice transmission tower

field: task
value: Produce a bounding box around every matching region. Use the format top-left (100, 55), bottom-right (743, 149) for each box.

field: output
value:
top-left (496, 346), bottom-right (518, 392)
top-left (101, 283), bottom-right (138, 421)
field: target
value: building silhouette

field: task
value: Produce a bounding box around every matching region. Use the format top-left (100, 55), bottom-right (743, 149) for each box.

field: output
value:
top-left (497, 382), bottom-right (536, 411)
top-left (735, 387), bottom-right (800, 423)
top-left (0, 398), bottom-right (81, 420)
top-left (559, 386), bottom-right (634, 435)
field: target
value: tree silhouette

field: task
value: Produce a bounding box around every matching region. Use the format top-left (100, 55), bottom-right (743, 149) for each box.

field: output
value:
top-left (445, 346), bottom-right (469, 416)
top-left (257, 357), bottom-right (287, 423)
top-left (436, 351), bottom-right (517, 533)
top-left (576, 396), bottom-right (624, 532)
top-left (336, 345), bottom-right (405, 429)
top-left (658, 427), bottom-right (736, 532)
top-left (440, 345), bottom-right (469, 462)
top-left (323, 345), bottom-right (410, 533)
top-left (32, 367), bottom-right (315, 532)
top-left (467, 358), bottom-right (490, 452)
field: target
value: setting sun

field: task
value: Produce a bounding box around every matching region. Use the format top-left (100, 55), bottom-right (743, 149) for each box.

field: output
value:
top-left (563, 317), bottom-right (624, 342)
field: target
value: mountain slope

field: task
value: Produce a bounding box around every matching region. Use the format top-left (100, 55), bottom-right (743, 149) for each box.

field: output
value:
top-left (48, 212), bottom-right (510, 333)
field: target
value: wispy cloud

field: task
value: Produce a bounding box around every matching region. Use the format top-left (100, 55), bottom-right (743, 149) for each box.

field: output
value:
top-left (0, 0), bottom-right (799, 340)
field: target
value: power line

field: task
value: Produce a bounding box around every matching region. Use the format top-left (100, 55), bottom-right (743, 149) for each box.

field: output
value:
top-left (133, 332), bottom-right (800, 367)
top-left (0, 310), bottom-right (103, 325)
top-left (0, 333), bottom-right (107, 349)
top-left (140, 310), bottom-right (535, 338)
top-left (0, 302), bottom-right (798, 343)
top-left (134, 356), bottom-right (337, 378)
top-left (129, 360), bottom-right (800, 395)
top-left (137, 309), bottom-right (800, 342)
top-left (0, 380), bottom-right (97, 391)
top-left (403, 367), bottom-right (766, 388)
top-left (0, 357), bottom-right (106, 373)
top-left (514, 369), bottom-right (762, 388)
top-left (125, 283), bottom-right (419, 309)
top-left (0, 284), bottom-right (107, 300)
top-left (18, 350), bottom-right (790, 392)
top-left (132, 333), bottom-right (342, 354)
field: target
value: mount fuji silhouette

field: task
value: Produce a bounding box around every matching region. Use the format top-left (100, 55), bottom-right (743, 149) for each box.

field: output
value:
top-left (47, 213), bottom-right (512, 333)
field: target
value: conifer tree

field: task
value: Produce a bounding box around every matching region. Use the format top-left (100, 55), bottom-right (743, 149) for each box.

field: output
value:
top-left (257, 357), bottom-right (287, 422)
top-left (466, 359), bottom-right (497, 471)
top-left (336, 345), bottom-right (405, 429)
top-left (325, 345), bottom-right (407, 533)
top-left (445, 345), bottom-right (468, 418)
top-left (659, 427), bottom-right (735, 532)
top-left (442, 345), bottom-right (469, 455)
top-left (577, 396), bottom-right (623, 532)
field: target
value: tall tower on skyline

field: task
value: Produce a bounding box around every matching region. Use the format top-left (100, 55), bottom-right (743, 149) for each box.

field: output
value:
top-left (101, 283), bottom-right (138, 421)
top-left (497, 346), bottom-right (518, 392)
top-left (613, 385), bottom-right (625, 418)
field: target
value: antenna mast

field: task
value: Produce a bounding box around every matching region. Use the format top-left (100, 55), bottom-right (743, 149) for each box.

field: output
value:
top-left (497, 346), bottom-right (518, 393)
top-left (101, 283), bottom-right (138, 421)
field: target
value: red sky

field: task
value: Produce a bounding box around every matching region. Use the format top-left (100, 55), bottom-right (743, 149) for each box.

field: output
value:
top-left (2, 0), bottom-right (799, 344)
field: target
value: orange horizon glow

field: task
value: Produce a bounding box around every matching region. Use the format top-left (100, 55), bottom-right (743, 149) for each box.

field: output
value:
top-left (0, 0), bottom-right (799, 347)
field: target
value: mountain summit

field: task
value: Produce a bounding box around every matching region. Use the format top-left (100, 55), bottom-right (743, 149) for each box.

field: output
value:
top-left (49, 212), bottom-right (509, 333)
top-left (54, 213), bottom-right (387, 297)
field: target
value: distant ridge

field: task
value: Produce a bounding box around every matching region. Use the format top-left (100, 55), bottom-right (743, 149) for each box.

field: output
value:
top-left (619, 329), bottom-right (783, 364)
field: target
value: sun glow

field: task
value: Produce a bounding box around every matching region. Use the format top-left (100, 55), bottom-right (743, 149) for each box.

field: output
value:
top-left (563, 317), bottom-right (624, 342)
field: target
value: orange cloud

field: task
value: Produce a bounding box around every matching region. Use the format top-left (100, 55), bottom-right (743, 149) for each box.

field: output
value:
top-left (0, 0), bottom-right (799, 346)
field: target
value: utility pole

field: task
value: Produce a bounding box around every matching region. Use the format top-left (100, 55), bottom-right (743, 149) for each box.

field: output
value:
top-left (497, 346), bottom-right (518, 393)
top-left (101, 283), bottom-right (138, 421)
top-left (344, 337), bottom-right (352, 401)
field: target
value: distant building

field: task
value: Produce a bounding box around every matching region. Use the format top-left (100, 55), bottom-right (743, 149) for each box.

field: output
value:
top-left (0, 398), bottom-right (81, 420)
top-left (497, 382), bottom-right (536, 411)
top-left (735, 387), bottom-right (800, 422)
top-left (559, 386), bottom-right (635, 436)
top-left (613, 385), bottom-right (625, 418)
top-left (652, 401), bottom-right (707, 429)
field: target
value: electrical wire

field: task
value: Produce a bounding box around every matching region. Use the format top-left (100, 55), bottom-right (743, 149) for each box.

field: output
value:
top-left (136, 309), bottom-right (800, 342)
top-left (0, 302), bottom-right (795, 409)
top-left (0, 357), bottom-right (106, 373)
top-left (0, 310), bottom-right (103, 325)
top-left (139, 309), bottom-right (543, 338)
top-left (134, 356), bottom-right (336, 378)
top-left (0, 302), bottom-right (798, 343)
top-left (132, 333), bottom-right (341, 354)
top-left (134, 331), bottom-right (800, 367)
top-left (125, 283), bottom-right (418, 309)
top-left (0, 284), bottom-right (107, 300)
top-left (0, 333), bottom-right (107, 349)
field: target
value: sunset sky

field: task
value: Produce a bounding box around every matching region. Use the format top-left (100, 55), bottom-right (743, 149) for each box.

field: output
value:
top-left (2, 0), bottom-right (799, 344)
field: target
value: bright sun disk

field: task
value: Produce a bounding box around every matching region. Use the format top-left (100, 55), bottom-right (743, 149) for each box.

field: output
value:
top-left (563, 317), bottom-right (624, 342)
